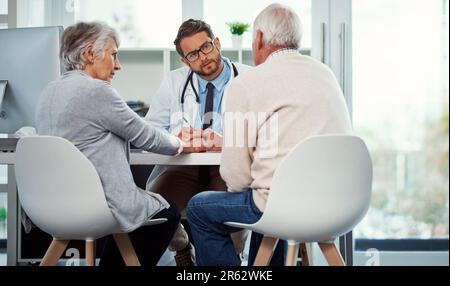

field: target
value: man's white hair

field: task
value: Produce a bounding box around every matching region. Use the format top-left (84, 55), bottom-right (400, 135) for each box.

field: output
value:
top-left (253, 3), bottom-right (302, 49)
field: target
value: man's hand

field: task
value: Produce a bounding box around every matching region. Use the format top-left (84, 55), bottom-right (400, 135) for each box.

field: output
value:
top-left (178, 127), bottom-right (204, 153)
top-left (201, 129), bottom-right (222, 152)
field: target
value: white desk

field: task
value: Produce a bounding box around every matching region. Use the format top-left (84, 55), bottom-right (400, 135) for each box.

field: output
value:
top-left (130, 151), bottom-right (221, 166)
top-left (0, 151), bottom-right (221, 266)
top-left (1, 152), bottom-right (221, 166)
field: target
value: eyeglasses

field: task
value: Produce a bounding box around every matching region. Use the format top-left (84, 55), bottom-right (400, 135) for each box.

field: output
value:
top-left (184, 39), bottom-right (216, 63)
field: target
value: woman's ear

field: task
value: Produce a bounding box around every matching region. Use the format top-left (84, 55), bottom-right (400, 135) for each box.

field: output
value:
top-left (84, 44), bottom-right (95, 64)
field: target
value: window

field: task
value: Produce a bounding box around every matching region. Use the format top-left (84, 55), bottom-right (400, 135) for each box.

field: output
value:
top-left (0, 166), bottom-right (5, 185)
top-left (0, 0), bottom-right (7, 15)
top-left (203, 0), bottom-right (311, 49)
top-left (352, 0), bottom-right (449, 241)
top-left (74, 0), bottom-right (182, 48)
top-left (0, 0), bottom-right (7, 29)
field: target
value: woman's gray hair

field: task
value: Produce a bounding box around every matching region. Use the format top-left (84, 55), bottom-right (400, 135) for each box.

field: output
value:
top-left (60, 22), bottom-right (120, 71)
top-left (253, 3), bottom-right (302, 49)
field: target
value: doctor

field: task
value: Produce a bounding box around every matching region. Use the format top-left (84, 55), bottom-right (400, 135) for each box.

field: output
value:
top-left (145, 19), bottom-right (251, 266)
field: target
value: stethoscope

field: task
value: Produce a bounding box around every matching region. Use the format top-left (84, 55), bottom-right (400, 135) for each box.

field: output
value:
top-left (180, 63), bottom-right (239, 106)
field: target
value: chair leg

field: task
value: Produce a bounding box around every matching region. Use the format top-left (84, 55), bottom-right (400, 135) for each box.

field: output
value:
top-left (299, 243), bottom-right (313, 266)
top-left (318, 242), bottom-right (345, 266)
top-left (285, 242), bottom-right (300, 266)
top-left (40, 239), bottom-right (70, 266)
top-left (253, 236), bottom-right (278, 266)
top-left (113, 233), bottom-right (141, 266)
top-left (85, 240), bottom-right (96, 266)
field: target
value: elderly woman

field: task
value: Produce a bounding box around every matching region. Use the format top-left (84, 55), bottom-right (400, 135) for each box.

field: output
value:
top-left (36, 22), bottom-right (184, 266)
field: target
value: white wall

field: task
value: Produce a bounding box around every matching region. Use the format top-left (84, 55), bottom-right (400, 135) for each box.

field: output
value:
top-left (114, 50), bottom-right (165, 103)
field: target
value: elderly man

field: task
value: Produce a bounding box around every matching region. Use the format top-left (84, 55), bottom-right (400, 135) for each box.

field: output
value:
top-left (186, 3), bottom-right (352, 266)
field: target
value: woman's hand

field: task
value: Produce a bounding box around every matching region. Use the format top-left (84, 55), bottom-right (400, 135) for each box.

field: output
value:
top-left (177, 127), bottom-right (222, 153)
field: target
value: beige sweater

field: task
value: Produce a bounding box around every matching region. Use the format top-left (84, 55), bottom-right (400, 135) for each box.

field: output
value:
top-left (220, 52), bottom-right (352, 212)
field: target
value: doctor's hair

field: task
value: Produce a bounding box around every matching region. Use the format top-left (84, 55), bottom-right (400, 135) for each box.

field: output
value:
top-left (174, 19), bottom-right (215, 57)
top-left (253, 3), bottom-right (302, 50)
top-left (60, 22), bottom-right (120, 71)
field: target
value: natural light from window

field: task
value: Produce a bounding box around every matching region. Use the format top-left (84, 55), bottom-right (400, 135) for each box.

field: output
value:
top-left (353, 0), bottom-right (449, 240)
top-left (0, 0), bottom-right (7, 15)
top-left (74, 0), bottom-right (182, 48)
top-left (203, 0), bottom-right (311, 49)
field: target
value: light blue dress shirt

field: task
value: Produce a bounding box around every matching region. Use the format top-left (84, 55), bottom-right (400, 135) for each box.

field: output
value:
top-left (194, 58), bottom-right (232, 134)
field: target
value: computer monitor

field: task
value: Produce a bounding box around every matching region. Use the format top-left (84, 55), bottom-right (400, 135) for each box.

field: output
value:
top-left (0, 26), bottom-right (64, 134)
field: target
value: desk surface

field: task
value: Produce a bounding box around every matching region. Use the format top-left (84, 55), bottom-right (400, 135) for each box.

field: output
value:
top-left (1, 151), bottom-right (221, 166)
top-left (130, 151), bottom-right (221, 165)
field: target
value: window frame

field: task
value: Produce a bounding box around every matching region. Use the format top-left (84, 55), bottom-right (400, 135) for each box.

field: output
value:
top-left (355, 239), bottom-right (449, 252)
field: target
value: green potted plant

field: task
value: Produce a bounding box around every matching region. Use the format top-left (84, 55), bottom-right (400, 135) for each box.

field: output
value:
top-left (226, 21), bottom-right (250, 50)
top-left (0, 207), bottom-right (6, 222)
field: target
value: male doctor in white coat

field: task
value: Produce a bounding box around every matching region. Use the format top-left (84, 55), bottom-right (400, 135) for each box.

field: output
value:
top-left (145, 19), bottom-right (251, 266)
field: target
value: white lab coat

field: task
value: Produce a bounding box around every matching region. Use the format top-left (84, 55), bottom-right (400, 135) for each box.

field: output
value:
top-left (144, 58), bottom-right (252, 191)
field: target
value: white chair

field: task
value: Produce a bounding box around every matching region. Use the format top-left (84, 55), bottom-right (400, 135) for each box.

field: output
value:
top-left (15, 136), bottom-right (167, 266)
top-left (225, 135), bottom-right (373, 266)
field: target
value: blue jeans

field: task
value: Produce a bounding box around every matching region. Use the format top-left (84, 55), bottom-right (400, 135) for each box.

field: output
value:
top-left (187, 190), bottom-right (286, 266)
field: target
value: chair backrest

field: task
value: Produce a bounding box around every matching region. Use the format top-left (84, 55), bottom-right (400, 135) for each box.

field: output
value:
top-left (255, 135), bottom-right (373, 242)
top-left (15, 136), bottom-right (119, 240)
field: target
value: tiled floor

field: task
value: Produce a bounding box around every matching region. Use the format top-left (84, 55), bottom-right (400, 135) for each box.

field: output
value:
top-left (0, 250), bottom-right (175, 266)
top-left (0, 251), bottom-right (247, 266)
top-left (0, 235), bottom-right (251, 266)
